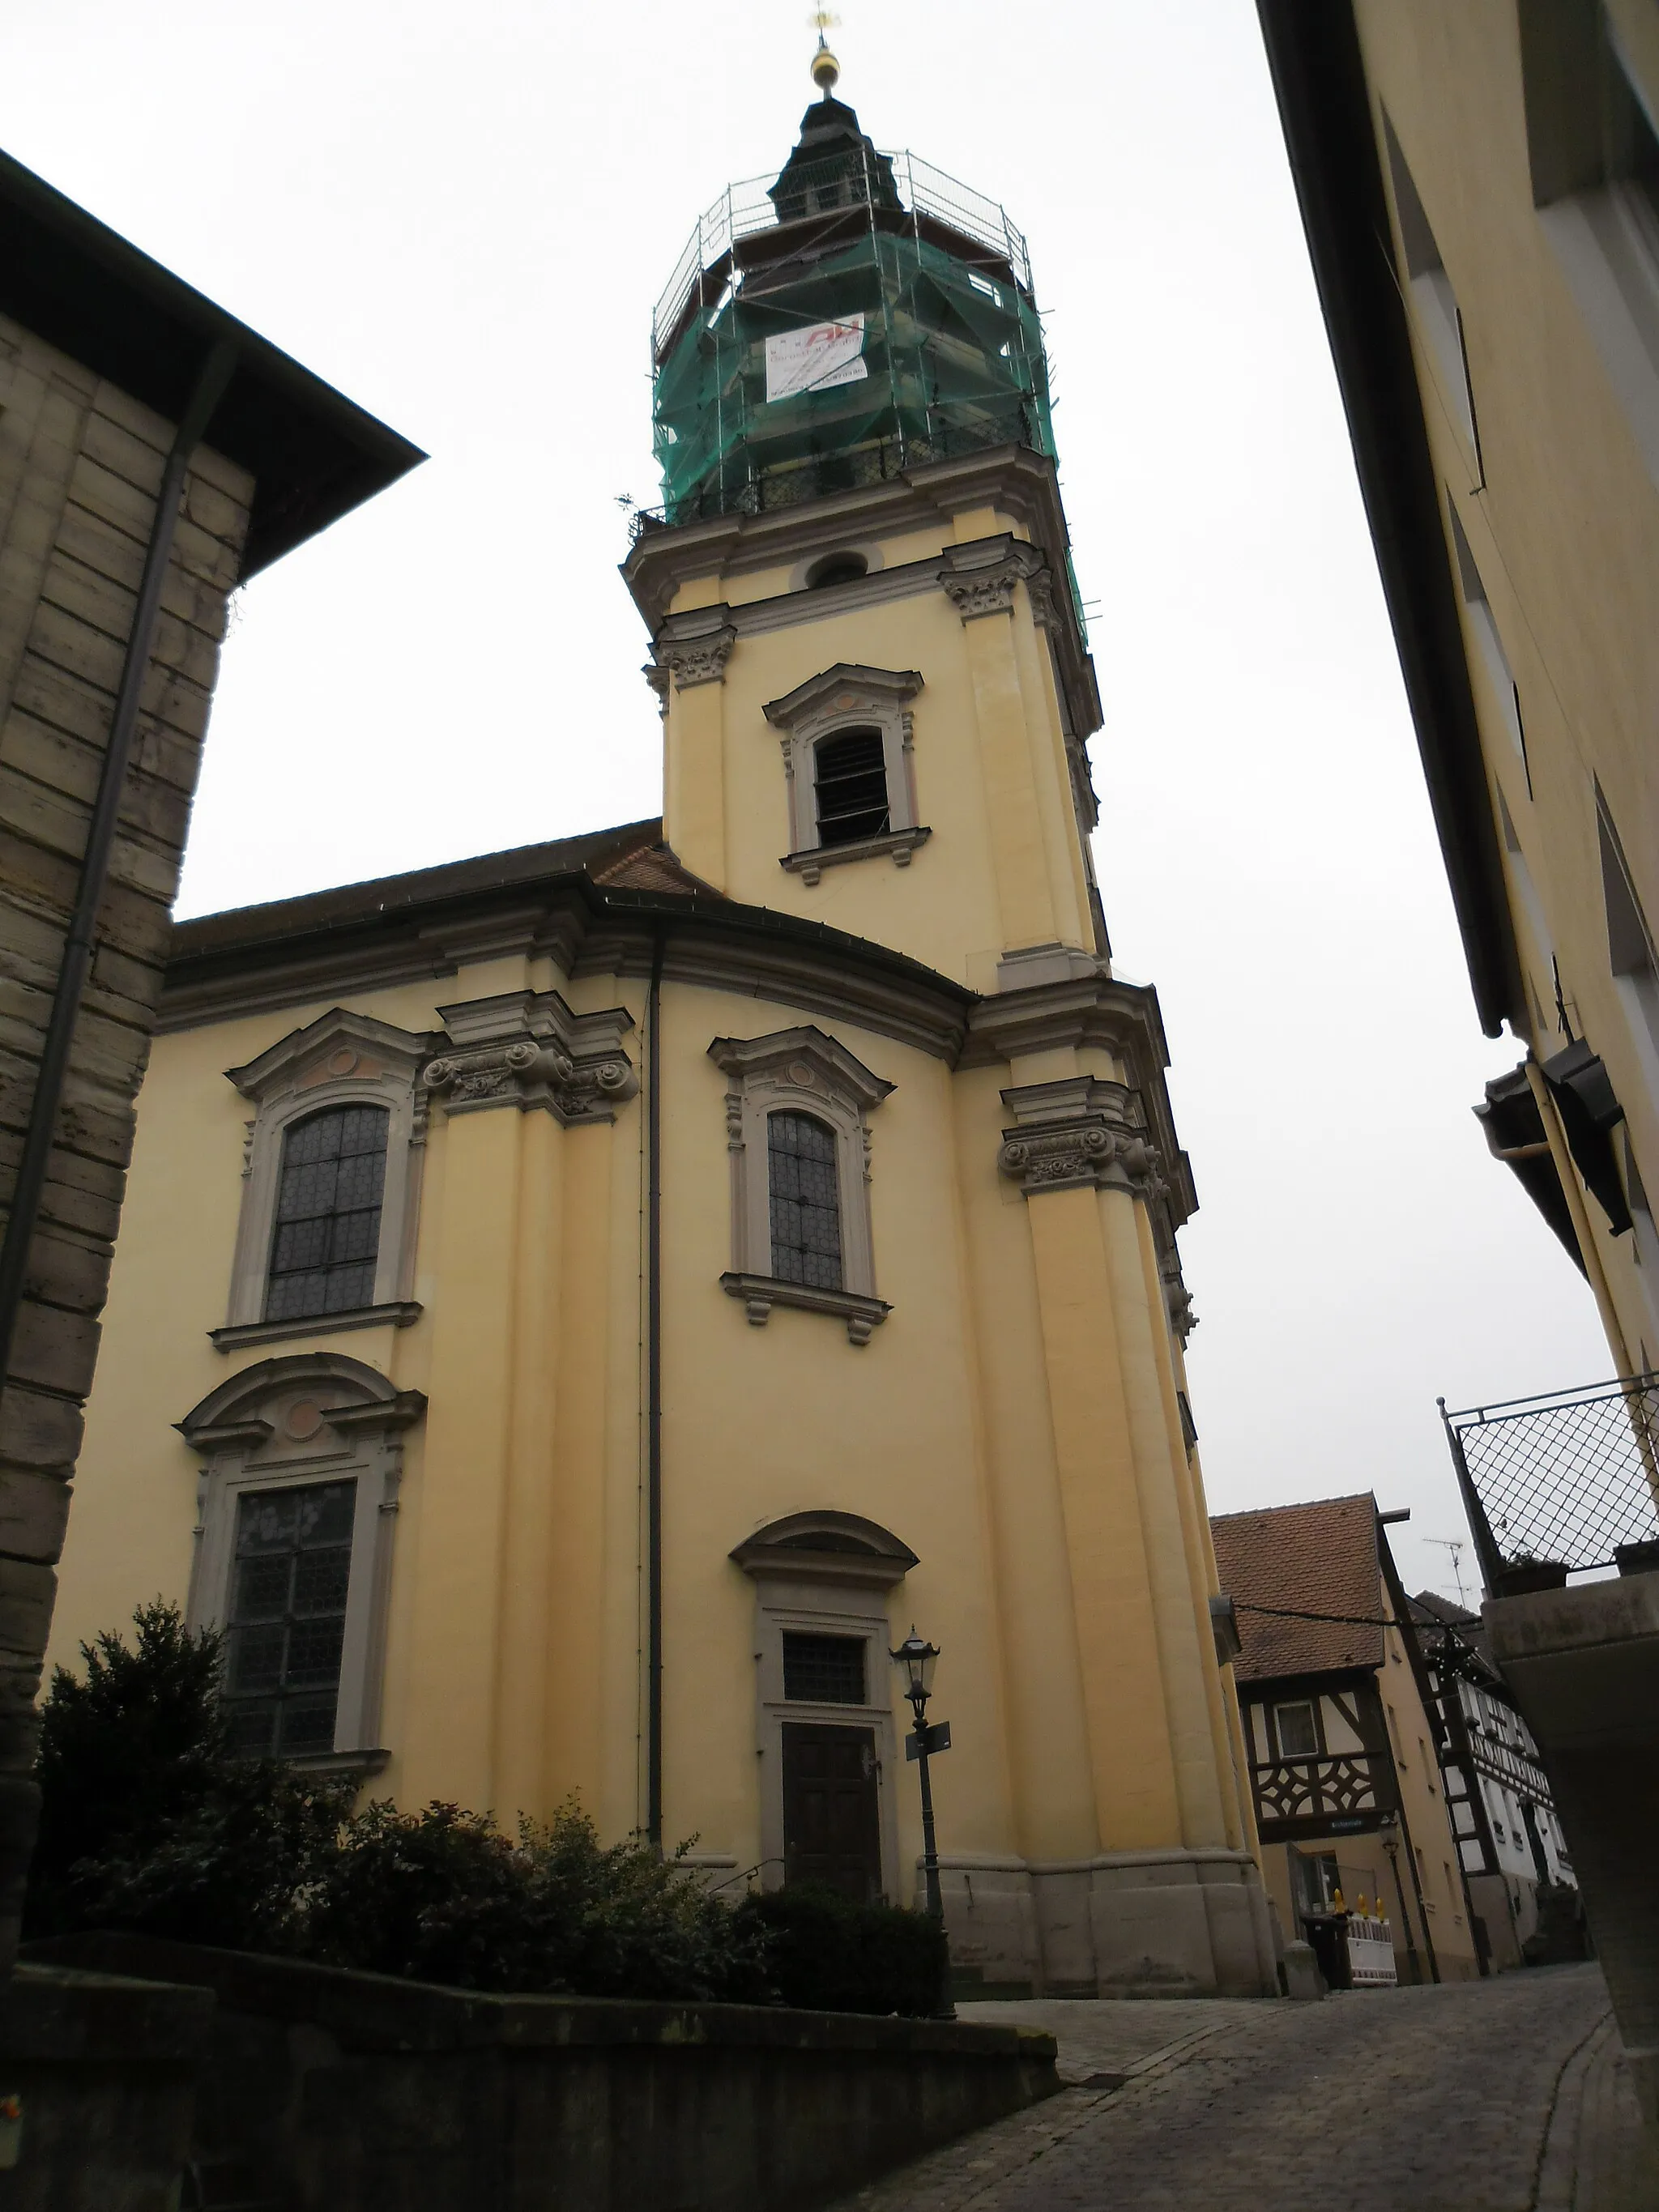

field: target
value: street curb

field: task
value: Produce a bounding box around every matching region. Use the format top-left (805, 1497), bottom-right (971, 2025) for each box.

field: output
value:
top-left (1534, 2011), bottom-right (1616, 2210)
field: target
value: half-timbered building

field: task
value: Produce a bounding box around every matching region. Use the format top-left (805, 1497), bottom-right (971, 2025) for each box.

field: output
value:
top-left (1212, 1494), bottom-right (1482, 1984)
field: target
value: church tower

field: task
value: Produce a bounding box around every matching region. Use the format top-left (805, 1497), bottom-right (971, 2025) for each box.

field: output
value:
top-left (48, 47), bottom-right (1276, 2001)
top-left (618, 58), bottom-right (1277, 1994)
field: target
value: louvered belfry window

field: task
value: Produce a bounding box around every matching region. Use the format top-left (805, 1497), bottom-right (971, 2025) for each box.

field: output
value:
top-left (813, 730), bottom-right (890, 846)
top-left (769, 1112), bottom-right (843, 1289)
top-left (222, 1479), bottom-right (355, 1758)
top-left (265, 1105), bottom-right (389, 1321)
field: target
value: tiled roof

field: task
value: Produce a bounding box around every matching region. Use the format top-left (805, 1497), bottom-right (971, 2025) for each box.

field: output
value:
top-left (591, 840), bottom-right (719, 897)
top-left (1410, 1588), bottom-right (1497, 1676)
top-left (1210, 1494), bottom-right (1384, 1682)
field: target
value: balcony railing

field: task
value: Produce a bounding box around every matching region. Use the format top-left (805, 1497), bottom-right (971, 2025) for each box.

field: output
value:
top-left (1441, 1371), bottom-right (1659, 1594)
top-left (1252, 1753), bottom-right (1390, 1833)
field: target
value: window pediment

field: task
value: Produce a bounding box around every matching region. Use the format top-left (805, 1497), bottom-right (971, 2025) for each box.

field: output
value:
top-left (762, 666), bottom-right (926, 876)
top-left (225, 1008), bottom-right (441, 1107)
top-left (708, 1026), bottom-right (893, 1344)
top-left (220, 1011), bottom-right (441, 1345)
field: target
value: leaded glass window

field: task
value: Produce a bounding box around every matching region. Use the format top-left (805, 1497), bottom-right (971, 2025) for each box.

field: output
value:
top-left (783, 1631), bottom-right (866, 1704)
top-left (814, 730), bottom-right (889, 846)
top-left (769, 1112), bottom-right (842, 1289)
top-left (222, 1480), bottom-right (355, 1758)
top-left (265, 1105), bottom-right (388, 1321)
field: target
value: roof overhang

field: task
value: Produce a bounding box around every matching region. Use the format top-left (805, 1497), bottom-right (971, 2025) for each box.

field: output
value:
top-left (0, 147), bottom-right (424, 578)
top-left (1252, 2), bottom-right (1527, 1039)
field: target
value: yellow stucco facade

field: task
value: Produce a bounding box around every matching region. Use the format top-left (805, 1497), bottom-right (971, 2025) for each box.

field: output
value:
top-left (1260, 0), bottom-right (1659, 1376)
top-left (48, 101), bottom-right (1277, 1998)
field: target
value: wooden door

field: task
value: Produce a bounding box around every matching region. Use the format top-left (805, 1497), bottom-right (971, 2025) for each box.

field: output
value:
top-left (781, 1722), bottom-right (881, 1901)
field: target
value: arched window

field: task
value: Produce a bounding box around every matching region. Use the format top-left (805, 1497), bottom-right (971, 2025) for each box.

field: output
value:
top-left (768, 1111), bottom-right (842, 1289)
top-left (813, 729), bottom-right (889, 847)
top-left (265, 1104), bottom-right (390, 1322)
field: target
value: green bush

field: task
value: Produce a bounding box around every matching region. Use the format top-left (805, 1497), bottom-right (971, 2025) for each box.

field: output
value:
top-left (25, 1600), bottom-right (343, 1947)
top-left (302, 1800), bottom-right (771, 2003)
top-left (28, 1605), bottom-right (944, 2014)
top-left (740, 1884), bottom-right (947, 2016)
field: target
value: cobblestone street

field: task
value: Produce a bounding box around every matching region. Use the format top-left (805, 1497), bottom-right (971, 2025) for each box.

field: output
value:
top-left (828, 1966), bottom-right (1658, 2212)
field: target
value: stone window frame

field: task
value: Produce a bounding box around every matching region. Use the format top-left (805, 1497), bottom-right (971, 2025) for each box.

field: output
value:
top-left (215, 1008), bottom-right (443, 1353)
top-left (708, 1026), bottom-right (894, 1345)
top-left (761, 663), bottom-right (930, 884)
top-left (178, 1352), bottom-right (427, 1775)
top-left (730, 1511), bottom-right (918, 1899)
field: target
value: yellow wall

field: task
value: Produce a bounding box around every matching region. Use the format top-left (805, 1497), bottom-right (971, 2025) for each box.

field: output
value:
top-left (53, 461), bottom-right (1272, 1994)
top-left (1354, 0), bottom-right (1659, 1372)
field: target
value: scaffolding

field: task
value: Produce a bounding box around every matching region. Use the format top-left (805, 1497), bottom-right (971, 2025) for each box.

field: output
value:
top-left (646, 144), bottom-right (1055, 532)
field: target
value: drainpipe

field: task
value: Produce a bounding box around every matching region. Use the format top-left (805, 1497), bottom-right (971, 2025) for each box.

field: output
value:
top-left (645, 923), bottom-right (665, 1851)
top-left (0, 340), bottom-right (238, 1381)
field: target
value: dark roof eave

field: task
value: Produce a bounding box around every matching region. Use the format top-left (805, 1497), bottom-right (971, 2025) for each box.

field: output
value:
top-left (1252, 2), bottom-right (1526, 1040)
top-left (0, 147), bottom-right (424, 578)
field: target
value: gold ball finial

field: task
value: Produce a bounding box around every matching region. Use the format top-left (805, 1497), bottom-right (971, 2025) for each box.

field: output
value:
top-left (808, 8), bottom-right (841, 95)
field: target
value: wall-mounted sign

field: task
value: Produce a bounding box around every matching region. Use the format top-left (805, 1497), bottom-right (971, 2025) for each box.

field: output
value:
top-left (764, 315), bottom-right (868, 404)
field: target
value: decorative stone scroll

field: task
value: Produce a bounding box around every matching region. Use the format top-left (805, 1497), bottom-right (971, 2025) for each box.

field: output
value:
top-left (653, 604), bottom-right (738, 690)
top-left (997, 1075), bottom-right (1168, 1201)
top-left (424, 990), bottom-right (638, 1127)
top-left (939, 535), bottom-right (1051, 624)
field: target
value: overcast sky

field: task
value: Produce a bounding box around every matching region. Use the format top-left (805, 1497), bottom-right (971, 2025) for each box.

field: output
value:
top-left (6, 0), bottom-right (1613, 1602)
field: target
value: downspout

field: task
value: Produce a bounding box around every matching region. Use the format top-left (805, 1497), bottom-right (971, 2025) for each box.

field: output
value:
top-left (0, 340), bottom-right (238, 1379)
top-left (645, 922), bottom-right (666, 1851)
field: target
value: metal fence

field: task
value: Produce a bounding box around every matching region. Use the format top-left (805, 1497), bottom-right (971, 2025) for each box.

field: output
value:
top-left (652, 149), bottom-right (1034, 360)
top-left (1440, 1371), bottom-right (1659, 1590)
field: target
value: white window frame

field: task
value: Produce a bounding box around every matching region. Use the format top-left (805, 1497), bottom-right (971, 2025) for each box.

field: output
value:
top-left (218, 1008), bottom-right (441, 1348)
top-left (708, 1025), bottom-right (894, 1344)
top-left (761, 663), bottom-right (928, 882)
top-left (179, 1352), bottom-right (426, 1771)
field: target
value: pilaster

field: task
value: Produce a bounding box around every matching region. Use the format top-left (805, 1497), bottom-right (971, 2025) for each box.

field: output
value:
top-left (941, 542), bottom-right (1059, 953)
top-left (656, 605), bottom-right (736, 890)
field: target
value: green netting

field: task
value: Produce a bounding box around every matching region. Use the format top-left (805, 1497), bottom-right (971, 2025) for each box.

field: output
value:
top-left (652, 224), bottom-right (1054, 525)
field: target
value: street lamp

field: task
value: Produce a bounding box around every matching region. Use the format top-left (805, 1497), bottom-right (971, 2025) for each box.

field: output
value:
top-left (889, 1628), bottom-right (948, 1920)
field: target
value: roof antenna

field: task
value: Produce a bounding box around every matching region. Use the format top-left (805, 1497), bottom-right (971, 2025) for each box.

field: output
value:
top-left (1426, 1536), bottom-right (1469, 1609)
top-left (808, 7), bottom-right (842, 96)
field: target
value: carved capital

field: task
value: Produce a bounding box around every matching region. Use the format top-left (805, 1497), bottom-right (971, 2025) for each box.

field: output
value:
top-left (424, 991), bottom-right (638, 1127)
top-left (659, 626), bottom-right (736, 689)
top-left (642, 662), bottom-right (671, 718)
top-left (941, 561), bottom-right (1022, 621)
top-left (939, 535), bottom-right (1047, 624)
top-left (997, 1075), bottom-right (1167, 1200)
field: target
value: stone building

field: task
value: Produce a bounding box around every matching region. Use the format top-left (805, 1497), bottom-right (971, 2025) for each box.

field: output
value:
top-left (0, 149), bottom-right (420, 1968)
top-left (45, 70), bottom-right (1277, 1998)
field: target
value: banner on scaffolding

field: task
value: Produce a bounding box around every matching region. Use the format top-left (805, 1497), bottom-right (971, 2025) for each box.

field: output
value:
top-left (764, 314), bottom-right (868, 403)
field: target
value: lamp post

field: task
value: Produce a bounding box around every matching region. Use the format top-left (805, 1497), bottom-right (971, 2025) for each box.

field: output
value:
top-left (890, 1628), bottom-right (949, 1920)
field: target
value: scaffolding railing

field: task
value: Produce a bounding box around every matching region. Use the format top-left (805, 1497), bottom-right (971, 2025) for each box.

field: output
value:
top-left (627, 407), bottom-right (1043, 544)
top-left (1440, 1371), bottom-right (1659, 1592)
top-left (653, 148), bottom-right (1034, 360)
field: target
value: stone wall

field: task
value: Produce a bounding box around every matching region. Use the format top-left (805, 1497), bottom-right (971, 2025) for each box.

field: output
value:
top-left (0, 314), bottom-right (252, 1963)
top-left (24, 1933), bottom-right (1060, 2212)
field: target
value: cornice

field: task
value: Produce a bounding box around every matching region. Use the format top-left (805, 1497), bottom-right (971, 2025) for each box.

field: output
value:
top-left (623, 445), bottom-right (1102, 739)
top-left (425, 989), bottom-right (638, 1126)
top-left (574, 899), bottom-right (973, 1063)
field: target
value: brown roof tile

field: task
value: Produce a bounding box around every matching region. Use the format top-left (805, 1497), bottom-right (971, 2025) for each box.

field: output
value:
top-left (1210, 1494), bottom-right (1384, 1682)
